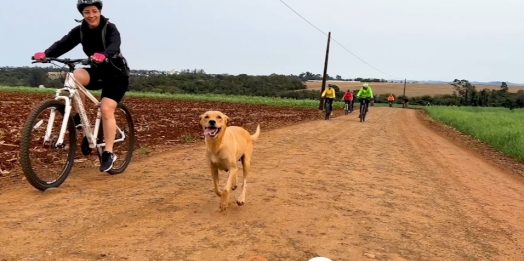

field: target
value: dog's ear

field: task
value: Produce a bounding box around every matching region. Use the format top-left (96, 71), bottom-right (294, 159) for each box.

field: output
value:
top-left (223, 114), bottom-right (230, 126)
top-left (199, 113), bottom-right (206, 126)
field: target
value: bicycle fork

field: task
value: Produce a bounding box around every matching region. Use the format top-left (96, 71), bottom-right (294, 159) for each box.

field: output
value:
top-left (43, 95), bottom-right (73, 147)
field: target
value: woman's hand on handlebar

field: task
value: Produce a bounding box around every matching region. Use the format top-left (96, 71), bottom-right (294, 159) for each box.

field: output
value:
top-left (33, 52), bottom-right (46, 61)
top-left (90, 53), bottom-right (106, 63)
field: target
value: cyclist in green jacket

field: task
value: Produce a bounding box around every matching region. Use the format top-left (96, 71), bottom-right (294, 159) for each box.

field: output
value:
top-left (356, 83), bottom-right (374, 118)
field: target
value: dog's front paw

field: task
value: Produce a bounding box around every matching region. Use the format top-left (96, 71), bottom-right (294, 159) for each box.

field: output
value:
top-left (236, 198), bottom-right (244, 206)
top-left (219, 202), bottom-right (229, 212)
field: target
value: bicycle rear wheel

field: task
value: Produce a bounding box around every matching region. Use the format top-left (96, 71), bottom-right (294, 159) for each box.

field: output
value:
top-left (19, 99), bottom-right (77, 191)
top-left (96, 103), bottom-right (135, 175)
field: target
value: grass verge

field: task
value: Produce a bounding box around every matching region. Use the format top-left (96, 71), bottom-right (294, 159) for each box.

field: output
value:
top-left (424, 106), bottom-right (524, 162)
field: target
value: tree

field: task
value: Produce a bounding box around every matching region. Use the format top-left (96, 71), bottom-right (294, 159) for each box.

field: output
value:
top-left (450, 79), bottom-right (477, 106)
top-left (28, 68), bottom-right (47, 87)
top-left (501, 81), bottom-right (508, 92)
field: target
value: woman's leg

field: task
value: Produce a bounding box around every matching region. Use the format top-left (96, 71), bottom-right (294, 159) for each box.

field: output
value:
top-left (73, 69), bottom-right (91, 106)
top-left (97, 96), bottom-right (118, 172)
top-left (100, 98), bottom-right (117, 153)
top-left (71, 69), bottom-right (91, 128)
top-left (99, 75), bottom-right (129, 172)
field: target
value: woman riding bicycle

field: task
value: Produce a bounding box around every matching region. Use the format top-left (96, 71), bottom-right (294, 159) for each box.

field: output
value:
top-left (342, 89), bottom-right (353, 112)
top-left (356, 83), bottom-right (374, 118)
top-left (321, 84), bottom-right (336, 114)
top-left (32, 0), bottom-right (130, 172)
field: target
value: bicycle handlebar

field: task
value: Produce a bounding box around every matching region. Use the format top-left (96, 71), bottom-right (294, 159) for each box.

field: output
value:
top-left (31, 56), bottom-right (93, 65)
top-left (31, 56), bottom-right (108, 72)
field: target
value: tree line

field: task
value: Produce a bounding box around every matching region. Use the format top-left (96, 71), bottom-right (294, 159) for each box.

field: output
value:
top-left (296, 71), bottom-right (388, 82)
top-left (1, 66), bottom-right (522, 109)
top-left (432, 79), bottom-right (524, 109)
top-left (333, 79), bottom-right (524, 109)
top-left (0, 67), bottom-right (309, 98)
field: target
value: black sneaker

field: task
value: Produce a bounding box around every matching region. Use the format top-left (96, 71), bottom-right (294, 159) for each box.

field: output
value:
top-left (73, 113), bottom-right (83, 130)
top-left (100, 151), bottom-right (117, 172)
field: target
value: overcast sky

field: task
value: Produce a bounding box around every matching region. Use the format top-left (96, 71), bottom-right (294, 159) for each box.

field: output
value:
top-left (1, 0), bottom-right (522, 82)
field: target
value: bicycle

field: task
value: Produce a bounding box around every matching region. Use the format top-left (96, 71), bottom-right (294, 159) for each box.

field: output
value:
top-left (343, 100), bottom-right (351, 115)
top-left (358, 97), bottom-right (371, 122)
top-left (323, 98), bottom-right (333, 120)
top-left (19, 57), bottom-right (136, 191)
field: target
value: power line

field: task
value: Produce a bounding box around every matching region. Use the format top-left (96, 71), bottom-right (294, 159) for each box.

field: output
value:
top-left (278, 0), bottom-right (402, 80)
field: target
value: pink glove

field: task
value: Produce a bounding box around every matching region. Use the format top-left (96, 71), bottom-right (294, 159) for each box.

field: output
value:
top-left (33, 52), bottom-right (46, 60)
top-left (91, 53), bottom-right (106, 63)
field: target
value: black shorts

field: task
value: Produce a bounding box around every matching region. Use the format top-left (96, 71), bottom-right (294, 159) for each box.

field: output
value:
top-left (85, 68), bottom-right (129, 103)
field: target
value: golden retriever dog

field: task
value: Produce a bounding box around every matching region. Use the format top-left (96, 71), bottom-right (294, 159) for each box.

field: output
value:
top-left (199, 111), bottom-right (261, 212)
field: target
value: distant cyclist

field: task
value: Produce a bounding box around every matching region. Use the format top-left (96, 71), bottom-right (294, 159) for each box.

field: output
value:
top-left (342, 89), bottom-right (353, 112)
top-left (321, 84), bottom-right (336, 114)
top-left (387, 94), bottom-right (395, 107)
top-left (356, 83), bottom-right (374, 118)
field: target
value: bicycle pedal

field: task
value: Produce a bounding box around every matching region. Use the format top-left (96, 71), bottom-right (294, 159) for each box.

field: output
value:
top-left (81, 136), bottom-right (92, 156)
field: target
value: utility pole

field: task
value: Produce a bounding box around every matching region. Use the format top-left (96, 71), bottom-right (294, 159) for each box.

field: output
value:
top-left (403, 79), bottom-right (406, 97)
top-left (318, 31), bottom-right (331, 111)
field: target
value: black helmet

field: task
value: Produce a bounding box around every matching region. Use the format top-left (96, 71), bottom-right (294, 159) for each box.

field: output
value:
top-left (77, 0), bottom-right (103, 13)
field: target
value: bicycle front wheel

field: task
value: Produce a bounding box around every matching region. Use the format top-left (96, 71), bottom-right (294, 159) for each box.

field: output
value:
top-left (19, 99), bottom-right (77, 191)
top-left (360, 102), bottom-right (367, 122)
top-left (324, 100), bottom-right (331, 120)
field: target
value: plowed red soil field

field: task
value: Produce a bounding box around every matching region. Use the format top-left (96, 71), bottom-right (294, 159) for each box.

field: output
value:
top-left (0, 91), bottom-right (337, 185)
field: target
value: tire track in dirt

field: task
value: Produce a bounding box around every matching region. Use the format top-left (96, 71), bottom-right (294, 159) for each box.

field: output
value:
top-left (1, 108), bottom-right (524, 260)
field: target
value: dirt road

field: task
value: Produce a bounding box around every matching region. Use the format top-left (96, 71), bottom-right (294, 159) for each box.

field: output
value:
top-left (2, 107), bottom-right (524, 261)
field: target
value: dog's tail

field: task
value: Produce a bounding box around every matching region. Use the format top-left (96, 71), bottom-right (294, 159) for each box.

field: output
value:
top-left (251, 124), bottom-right (261, 141)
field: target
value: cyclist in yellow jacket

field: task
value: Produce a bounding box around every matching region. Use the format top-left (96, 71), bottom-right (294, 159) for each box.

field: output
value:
top-left (321, 84), bottom-right (336, 114)
top-left (356, 83), bottom-right (374, 118)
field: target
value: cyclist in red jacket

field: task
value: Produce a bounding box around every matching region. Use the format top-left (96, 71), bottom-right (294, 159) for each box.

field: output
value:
top-left (342, 90), bottom-right (354, 112)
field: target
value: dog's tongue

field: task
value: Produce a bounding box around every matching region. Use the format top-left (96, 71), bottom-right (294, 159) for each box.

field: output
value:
top-left (204, 128), bottom-right (215, 136)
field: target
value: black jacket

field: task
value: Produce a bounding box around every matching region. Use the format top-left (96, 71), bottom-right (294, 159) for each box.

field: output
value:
top-left (44, 15), bottom-right (128, 76)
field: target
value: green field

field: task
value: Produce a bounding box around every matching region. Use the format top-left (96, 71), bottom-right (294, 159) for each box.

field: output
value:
top-left (425, 106), bottom-right (524, 162)
top-left (0, 85), bottom-right (393, 109)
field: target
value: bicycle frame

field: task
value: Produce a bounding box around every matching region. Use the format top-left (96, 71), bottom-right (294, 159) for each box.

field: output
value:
top-left (45, 71), bottom-right (126, 151)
